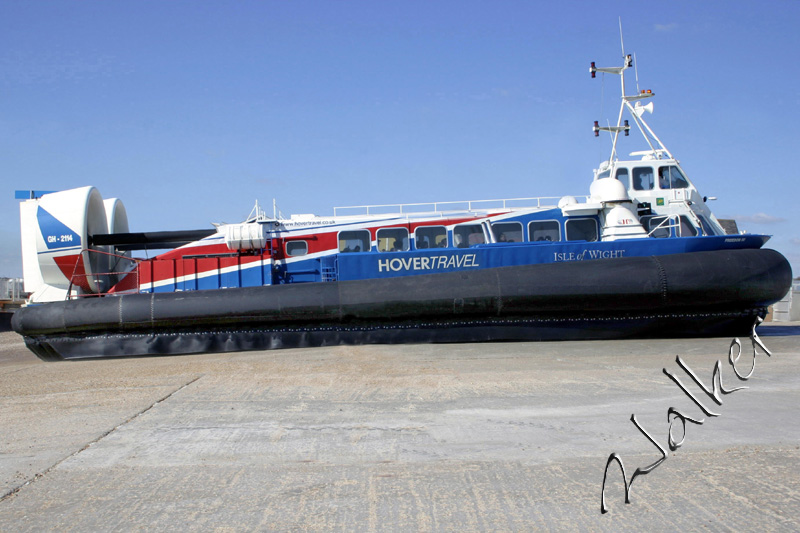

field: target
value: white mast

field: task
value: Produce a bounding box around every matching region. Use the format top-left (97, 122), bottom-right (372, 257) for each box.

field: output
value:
top-left (590, 40), bottom-right (674, 164)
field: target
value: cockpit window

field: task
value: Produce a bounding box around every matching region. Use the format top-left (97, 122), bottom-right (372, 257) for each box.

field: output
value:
top-left (632, 167), bottom-right (654, 190)
top-left (615, 167), bottom-right (630, 190)
top-left (658, 166), bottom-right (689, 189)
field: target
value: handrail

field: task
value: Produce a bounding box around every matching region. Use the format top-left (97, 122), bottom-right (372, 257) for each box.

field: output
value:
top-left (66, 249), bottom-right (140, 300)
top-left (333, 196), bottom-right (582, 217)
top-left (646, 216), bottom-right (678, 238)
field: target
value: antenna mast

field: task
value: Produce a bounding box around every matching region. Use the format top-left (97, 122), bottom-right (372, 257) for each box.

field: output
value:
top-left (589, 32), bottom-right (674, 164)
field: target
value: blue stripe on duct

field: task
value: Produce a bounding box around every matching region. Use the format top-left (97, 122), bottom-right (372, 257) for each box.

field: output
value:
top-left (37, 207), bottom-right (81, 250)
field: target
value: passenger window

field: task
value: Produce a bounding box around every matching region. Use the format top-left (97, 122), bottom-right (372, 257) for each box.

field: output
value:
top-left (679, 216), bottom-right (698, 237)
top-left (491, 221), bottom-right (522, 243)
top-left (377, 228), bottom-right (409, 252)
top-left (529, 220), bottom-right (561, 242)
top-left (658, 166), bottom-right (689, 189)
top-left (697, 215), bottom-right (717, 236)
top-left (453, 224), bottom-right (485, 248)
top-left (643, 215), bottom-right (671, 238)
top-left (338, 230), bottom-right (370, 253)
top-left (415, 226), bottom-right (447, 249)
top-left (565, 218), bottom-right (598, 242)
top-left (615, 168), bottom-right (630, 190)
top-left (285, 240), bottom-right (308, 257)
top-left (632, 167), bottom-right (654, 190)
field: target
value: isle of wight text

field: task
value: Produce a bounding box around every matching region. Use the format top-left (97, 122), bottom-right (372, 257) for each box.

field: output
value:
top-left (554, 249), bottom-right (626, 262)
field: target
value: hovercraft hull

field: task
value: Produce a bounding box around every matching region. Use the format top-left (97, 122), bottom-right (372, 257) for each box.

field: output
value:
top-left (12, 248), bottom-right (792, 361)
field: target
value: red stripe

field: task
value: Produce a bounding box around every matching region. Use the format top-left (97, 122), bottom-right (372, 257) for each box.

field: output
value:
top-left (53, 254), bottom-right (92, 292)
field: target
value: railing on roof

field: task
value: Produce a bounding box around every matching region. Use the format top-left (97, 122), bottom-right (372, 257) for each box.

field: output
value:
top-left (333, 196), bottom-right (578, 217)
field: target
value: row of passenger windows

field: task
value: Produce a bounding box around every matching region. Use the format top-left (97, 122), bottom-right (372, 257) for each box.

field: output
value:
top-left (331, 219), bottom-right (598, 254)
top-left (286, 215), bottom-right (714, 257)
top-left (283, 212), bottom-right (713, 256)
top-left (285, 213), bottom-right (715, 256)
top-left (601, 165), bottom-right (690, 191)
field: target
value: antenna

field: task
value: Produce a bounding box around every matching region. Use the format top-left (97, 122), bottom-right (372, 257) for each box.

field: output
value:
top-left (272, 198), bottom-right (285, 220)
top-left (634, 52), bottom-right (640, 93)
top-left (590, 29), bottom-right (673, 161)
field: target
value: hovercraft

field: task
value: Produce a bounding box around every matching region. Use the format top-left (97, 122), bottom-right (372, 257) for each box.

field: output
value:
top-left (12, 50), bottom-right (792, 361)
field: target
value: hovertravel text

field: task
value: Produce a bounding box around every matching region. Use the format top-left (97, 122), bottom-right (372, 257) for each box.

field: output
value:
top-left (378, 254), bottom-right (480, 273)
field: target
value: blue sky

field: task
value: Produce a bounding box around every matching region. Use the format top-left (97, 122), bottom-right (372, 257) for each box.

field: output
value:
top-left (1, 0), bottom-right (798, 278)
